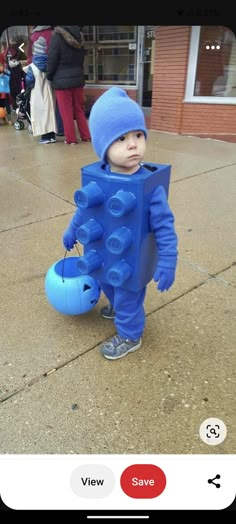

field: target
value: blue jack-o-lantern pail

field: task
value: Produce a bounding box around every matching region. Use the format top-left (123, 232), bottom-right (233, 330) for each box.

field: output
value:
top-left (45, 256), bottom-right (101, 315)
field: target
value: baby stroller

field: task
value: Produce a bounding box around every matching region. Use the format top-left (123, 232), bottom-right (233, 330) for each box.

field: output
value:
top-left (14, 88), bottom-right (32, 132)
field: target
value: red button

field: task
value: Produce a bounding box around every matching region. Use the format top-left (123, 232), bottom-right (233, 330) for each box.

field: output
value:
top-left (120, 464), bottom-right (166, 498)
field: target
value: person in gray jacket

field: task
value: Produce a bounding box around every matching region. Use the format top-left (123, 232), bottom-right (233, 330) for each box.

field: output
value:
top-left (47, 26), bottom-right (91, 145)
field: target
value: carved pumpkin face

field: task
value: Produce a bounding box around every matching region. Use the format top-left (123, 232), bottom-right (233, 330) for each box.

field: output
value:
top-left (45, 256), bottom-right (101, 315)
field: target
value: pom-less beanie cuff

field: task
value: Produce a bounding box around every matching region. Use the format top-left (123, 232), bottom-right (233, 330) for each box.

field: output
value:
top-left (89, 87), bottom-right (147, 161)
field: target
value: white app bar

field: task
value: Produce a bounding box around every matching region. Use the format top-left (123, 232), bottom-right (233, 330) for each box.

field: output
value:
top-left (0, 454), bottom-right (235, 510)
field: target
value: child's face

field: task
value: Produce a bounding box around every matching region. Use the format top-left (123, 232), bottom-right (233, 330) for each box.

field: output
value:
top-left (106, 131), bottom-right (146, 175)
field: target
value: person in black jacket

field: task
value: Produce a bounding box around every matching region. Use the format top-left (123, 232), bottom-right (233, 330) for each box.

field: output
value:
top-left (46, 26), bottom-right (91, 145)
top-left (5, 46), bottom-right (25, 110)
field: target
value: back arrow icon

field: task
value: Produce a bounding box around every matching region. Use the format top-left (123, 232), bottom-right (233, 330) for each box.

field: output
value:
top-left (18, 43), bottom-right (24, 53)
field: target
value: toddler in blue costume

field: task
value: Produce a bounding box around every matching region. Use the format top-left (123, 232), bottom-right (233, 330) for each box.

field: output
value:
top-left (63, 87), bottom-right (178, 359)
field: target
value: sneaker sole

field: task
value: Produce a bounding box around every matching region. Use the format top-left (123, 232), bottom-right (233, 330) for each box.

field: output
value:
top-left (100, 307), bottom-right (115, 319)
top-left (101, 313), bottom-right (115, 319)
top-left (101, 339), bottom-right (142, 360)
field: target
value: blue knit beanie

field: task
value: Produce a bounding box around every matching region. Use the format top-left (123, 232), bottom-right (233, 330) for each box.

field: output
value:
top-left (89, 87), bottom-right (147, 161)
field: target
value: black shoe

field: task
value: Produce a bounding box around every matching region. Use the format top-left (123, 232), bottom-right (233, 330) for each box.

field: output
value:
top-left (101, 304), bottom-right (115, 319)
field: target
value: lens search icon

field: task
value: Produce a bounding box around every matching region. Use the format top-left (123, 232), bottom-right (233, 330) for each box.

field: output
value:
top-left (206, 425), bottom-right (220, 438)
top-left (199, 417), bottom-right (227, 446)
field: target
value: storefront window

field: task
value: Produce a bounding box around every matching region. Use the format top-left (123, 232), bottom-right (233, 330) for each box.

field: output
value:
top-left (82, 26), bottom-right (96, 43)
top-left (83, 26), bottom-right (137, 85)
top-left (194, 26), bottom-right (236, 97)
top-left (97, 26), bottom-right (136, 42)
top-left (0, 26), bottom-right (29, 59)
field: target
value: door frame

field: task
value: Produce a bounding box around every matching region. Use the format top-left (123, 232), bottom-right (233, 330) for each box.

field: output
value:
top-left (137, 25), bottom-right (155, 114)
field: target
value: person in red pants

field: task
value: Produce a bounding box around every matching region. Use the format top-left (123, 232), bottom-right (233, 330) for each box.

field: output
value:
top-left (46, 26), bottom-right (91, 145)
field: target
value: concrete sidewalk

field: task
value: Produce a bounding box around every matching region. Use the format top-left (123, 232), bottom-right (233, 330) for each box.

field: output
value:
top-left (0, 125), bottom-right (235, 454)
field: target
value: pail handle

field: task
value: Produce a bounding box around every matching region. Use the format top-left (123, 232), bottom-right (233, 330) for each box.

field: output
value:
top-left (62, 244), bottom-right (81, 283)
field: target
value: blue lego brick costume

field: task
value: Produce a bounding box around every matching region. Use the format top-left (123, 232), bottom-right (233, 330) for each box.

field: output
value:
top-left (64, 161), bottom-right (177, 339)
top-left (63, 87), bottom-right (178, 341)
top-left (75, 161), bottom-right (175, 291)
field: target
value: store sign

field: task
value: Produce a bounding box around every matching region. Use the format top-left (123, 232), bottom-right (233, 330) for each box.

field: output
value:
top-left (146, 26), bottom-right (155, 38)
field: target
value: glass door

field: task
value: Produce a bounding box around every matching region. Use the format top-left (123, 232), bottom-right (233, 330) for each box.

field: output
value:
top-left (138, 25), bottom-right (156, 110)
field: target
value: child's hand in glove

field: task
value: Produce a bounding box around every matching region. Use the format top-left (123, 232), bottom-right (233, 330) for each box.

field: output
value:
top-left (62, 225), bottom-right (77, 251)
top-left (153, 266), bottom-right (176, 292)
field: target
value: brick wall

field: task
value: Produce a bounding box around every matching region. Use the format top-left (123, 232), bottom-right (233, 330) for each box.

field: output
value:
top-left (181, 103), bottom-right (236, 141)
top-left (84, 87), bottom-right (137, 116)
top-left (150, 26), bottom-right (190, 133)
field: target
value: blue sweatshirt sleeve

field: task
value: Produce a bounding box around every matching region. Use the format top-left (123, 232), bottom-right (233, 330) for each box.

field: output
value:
top-left (25, 66), bottom-right (35, 89)
top-left (62, 206), bottom-right (83, 250)
top-left (67, 206), bottom-right (83, 232)
top-left (149, 185), bottom-right (178, 269)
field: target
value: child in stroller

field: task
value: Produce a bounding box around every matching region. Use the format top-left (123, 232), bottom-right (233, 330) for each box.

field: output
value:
top-left (14, 87), bottom-right (32, 132)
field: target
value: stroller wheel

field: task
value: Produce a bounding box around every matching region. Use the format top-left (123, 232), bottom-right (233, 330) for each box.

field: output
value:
top-left (19, 121), bottom-right (25, 130)
top-left (28, 124), bottom-right (32, 133)
top-left (14, 120), bottom-right (22, 130)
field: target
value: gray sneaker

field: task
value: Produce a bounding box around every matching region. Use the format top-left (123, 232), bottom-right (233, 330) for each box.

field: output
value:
top-left (100, 334), bottom-right (142, 360)
top-left (101, 304), bottom-right (115, 319)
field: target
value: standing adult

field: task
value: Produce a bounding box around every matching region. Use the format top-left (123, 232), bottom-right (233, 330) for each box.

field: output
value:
top-left (5, 46), bottom-right (25, 110)
top-left (27, 26), bottom-right (64, 135)
top-left (46, 26), bottom-right (91, 145)
top-left (25, 37), bottom-right (57, 143)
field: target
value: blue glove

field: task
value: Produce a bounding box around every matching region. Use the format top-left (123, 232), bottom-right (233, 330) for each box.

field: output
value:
top-left (62, 225), bottom-right (77, 251)
top-left (153, 266), bottom-right (176, 292)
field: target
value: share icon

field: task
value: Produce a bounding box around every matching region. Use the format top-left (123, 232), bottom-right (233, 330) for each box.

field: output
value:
top-left (208, 474), bottom-right (221, 488)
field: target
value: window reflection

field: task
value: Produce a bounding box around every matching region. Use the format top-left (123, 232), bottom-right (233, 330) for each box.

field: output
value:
top-left (195, 26), bottom-right (236, 97)
top-left (83, 26), bottom-right (137, 85)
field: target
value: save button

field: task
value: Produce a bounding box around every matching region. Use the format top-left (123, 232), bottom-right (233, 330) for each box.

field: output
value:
top-left (120, 464), bottom-right (166, 498)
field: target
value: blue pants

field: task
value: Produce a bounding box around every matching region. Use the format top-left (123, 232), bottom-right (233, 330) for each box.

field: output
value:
top-left (101, 283), bottom-right (146, 340)
top-left (56, 102), bottom-right (64, 135)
